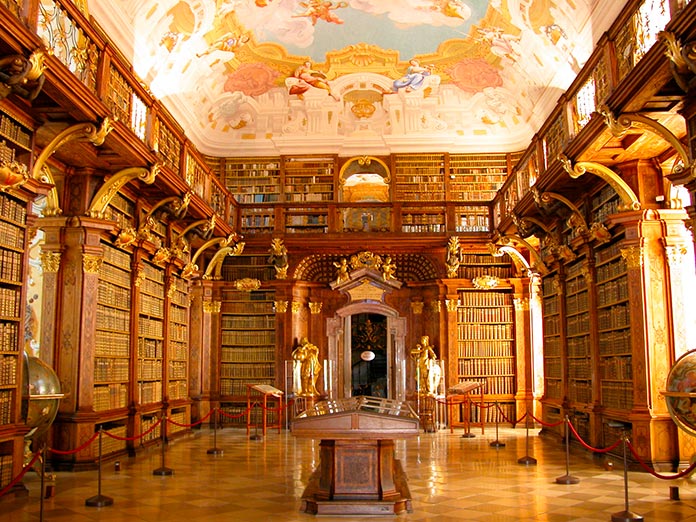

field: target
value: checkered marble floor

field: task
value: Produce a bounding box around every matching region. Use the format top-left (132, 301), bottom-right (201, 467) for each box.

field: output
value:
top-left (3, 426), bottom-right (696, 521)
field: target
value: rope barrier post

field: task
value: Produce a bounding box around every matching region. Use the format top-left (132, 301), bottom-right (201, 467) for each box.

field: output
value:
top-left (518, 411), bottom-right (537, 466)
top-left (250, 402), bottom-right (263, 441)
top-left (85, 427), bottom-right (114, 507)
top-left (39, 445), bottom-right (45, 522)
top-left (490, 401), bottom-right (505, 448)
top-left (555, 415), bottom-right (580, 485)
top-left (153, 414), bottom-right (174, 476)
top-left (611, 429), bottom-right (644, 522)
top-left (207, 408), bottom-right (223, 456)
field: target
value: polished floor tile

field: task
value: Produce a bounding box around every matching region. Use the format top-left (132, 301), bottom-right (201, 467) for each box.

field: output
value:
top-left (3, 426), bottom-right (696, 521)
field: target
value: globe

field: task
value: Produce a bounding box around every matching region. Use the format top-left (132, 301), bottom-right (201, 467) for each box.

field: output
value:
top-left (21, 354), bottom-right (63, 440)
top-left (664, 350), bottom-right (696, 438)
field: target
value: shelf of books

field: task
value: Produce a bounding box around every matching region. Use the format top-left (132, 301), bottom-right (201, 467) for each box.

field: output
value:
top-left (167, 273), bottom-right (189, 403)
top-left (393, 153), bottom-right (445, 201)
top-left (283, 155), bottom-right (335, 202)
top-left (0, 189), bottom-right (29, 493)
top-left (456, 252), bottom-right (514, 279)
top-left (541, 272), bottom-right (563, 405)
top-left (221, 254), bottom-right (275, 282)
top-left (222, 157), bottom-right (281, 204)
top-left (137, 261), bottom-right (165, 406)
top-left (95, 241), bottom-right (132, 413)
top-left (455, 289), bottom-right (516, 423)
top-left (400, 207), bottom-right (445, 233)
top-left (219, 288), bottom-right (276, 424)
top-left (454, 205), bottom-right (490, 232)
top-left (284, 206), bottom-right (329, 233)
top-left (564, 257), bottom-right (593, 410)
top-left (595, 238), bottom-right (632, 413)
top-left (448, 153), bottom-right (508, 201)
top-left (240, 206), bottom-right (275, 234)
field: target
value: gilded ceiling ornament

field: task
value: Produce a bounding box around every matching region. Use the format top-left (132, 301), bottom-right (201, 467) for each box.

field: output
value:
top-left (472, 275), bottom-right (501, 289)
top-left (268, 238), bottom-right (288, 280)
top-left (152, 247), bottom-right (171, 266)
top-left (349, 251), bottom-right (382, 270)
top-left (234, 278), bottom-right (261, 291)
top-left (40, 251), bottom-right (61, 273)
top-left (114, 225), bottom-right (137, 248)
top-left (581, 266), bottom-right (593, 284)
top-left (82, 254), bottom-right (103, 274)
top-left (589, 222), bottom-right (612, 244)
top-left (446, 236), bottom-right (460, 278)
top-left (166, 281), bottom-right (177, 299)
top-left (0, 156), bottom-right (28, 192)
top-left (309, 302), bottom-right (323, 314)
top-left (351, 99), bottom-right (376, 119)
top-left (181, 262), bottom-right (198, 280)
top-left (274, 300), bottom-right (288, 313)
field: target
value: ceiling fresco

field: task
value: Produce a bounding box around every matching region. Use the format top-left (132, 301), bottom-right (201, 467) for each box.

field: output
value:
top-left (91, 0), bottom-right (626, 157)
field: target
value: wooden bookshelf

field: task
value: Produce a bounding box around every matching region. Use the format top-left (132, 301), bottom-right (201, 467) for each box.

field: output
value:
top-left (564, 258), bottom-right (592, 408)
top-left (221, 254), bottom-right (275, 282)
top-left (222, 157), bottom-right (281, 203)
top-left (219, 289), bottom-right (276, 399)
top-left (284, 206), bottom-right (329, 233)
top-left (95, 241), bottom-right (132, 412)
top-left (283, 155), bottom-right (335, 202)
top-left (454, 205), bottom-right (490, 232)
top-left (240, 206), bottom-right (275, 234)
top-left (455, 289), bottom-right (516, 423)
top-left (448, 153), bottom-right (508, 201)
top-left (393, 153), bottom-right (445, 201)
top-left (137, 261), bottom-right (165, 406)
top-left (400, 207), bottom-right (445, 233)
top-left (541, 273), bottom-right (562, 404)
top-left (167, 273), bottom-right (189, 402)
top-left (456, 252), bottom-right (514, 280)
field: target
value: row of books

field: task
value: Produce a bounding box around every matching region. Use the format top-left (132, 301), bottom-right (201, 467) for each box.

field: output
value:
top-left (138, 338), bottom-right (163, 359)
top-left (458, 291), bottom-right (511, 307)
top-left (568, 335), bottom-right (591, 357)
top-left (0, 287), bottom-right (20, 318)
top-left (457, 307), bottom-right (513, 323)
top-left (221, 346), bottom-right (275, 362)
top-left (140, 415), bottom-right (161, 443)
top-left (599, 327), bottom-right (632, 355)
top-left (90, 424), bottom-right (126, 454)
top-left (545, 358), bottom-right (562, 379)
top-left (601, 382), bottom-right (634, 410)
top-left (0, 355), bottom-right (17, 386)
top-left (169, 361), bottom-right (187, 379)
top-left (0, 113), bottom-right (31, 148)
top-left (221, 330), bottom-right (275, 346)
top-left (567, 312), bottom-right (590, 336)
top-left (598, 304), bottom-right (630, 330)
top-left (456, 340), bottom-right (513, 358)
top-left (597, 277), bottom-right (629, 306)
top-left (168, 380), bottom-right (188, 400)
top-left (0, 390), bottom-right (13, 424)
top-left (222, 300), bottom-right (274, 314)
top-left (139, 278), bottom-right (164, 298)
top-left (98, 281), bottom-right (131, 308)
top-left (0, 249), bottom-right (22, 282)
top-left (543, 314), bottom-right (561, 335)
top-left (394, 189), bottom-right (445, 201)
top-left (568, 358), bottom-right (592, 379)
top-left (457, 323), bottom-right (513, 340)
top-left (596, 258), bottom-right (628, 284)
top-left (0, 142), bottom-right (16, 165)
top-left (221, 315), bottom-right (275, 329)
top-left (94, 331), bottom-right (130, 357)
top-left (543, 336), bottom-right (562, 357)
top-left (169, 410), bottom-right (189, 434)
top-left (137, 381), bottom-right (162, 404)
top-left (565, 291), bottom-right (589, 314)
top-left (99, 262), bottom-right (131, 288)
top-left (94, 358), bottom-right (129, 382)
top-left (138, 359), bottom-right (162, 380)
top-left (169, 307), bottom-right (188, 325)
top-left (467, 401), bottom-right (516, 423)
top-left (565, 276), bottom-right (588, 295)
top-left (168, 340), bottom-right (188, 361)
top-left (102, 243), bottom-right (131, 269)
top-left (140, 293), bottom-right (164, 317)
top-left (595, 241), bottom-right (623, 265)
top-left (600, 355), bottom-right (633, 380)
top-left (138, 316), bottom-right (163, 338)
top-left (0, 220), bottom-right (24, 252)
top-left (93, 384), bottom-right (128, 411)
top-left (458, 357), bottom-right (515, 377)
top-left (0, 322), bottom-right (18, 352)
top-left (96, 304), bottom-right (130, 332)
top-left (220, 378), bottom-right (274, 397)
top-left (169, 323), bottom-right (188, 342)
top-left (402, 223), bottom-right (444, 233)
top-left (0, 453), bottom-right (13, 488)
top-left (569, 381), bottom-right (593, 404)
top-left (220, 363), bottom-right (275, 378)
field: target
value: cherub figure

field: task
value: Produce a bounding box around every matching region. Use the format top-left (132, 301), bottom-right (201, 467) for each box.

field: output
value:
top-left (293, 1), bottom-right (348, 25)
top-left (333, 258), bottom-right (349, 284)
top-left (381, 256), bottom-right (396, 281)
top-left (197, 32), bottom-right (250, 58)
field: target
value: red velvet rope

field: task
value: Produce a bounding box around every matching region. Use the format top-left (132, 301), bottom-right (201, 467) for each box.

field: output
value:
top-left (627, 440), bottom-right (696, 479)
top-left (48, 431), bottom-right (100, 455)
top-left (218, 404), bottom-right (254, 419)
top-left (260, 399), bottom-right (295, 413)
top-left (167, 409), bottom-right (214, 428)
top-left (529, 413), bottom-right (565, 428)
top-left (103, 417), bottom-right (163, 442)
top-left (0, 450), bottom-right (42, 498)
top-left (567, 421), bottom-right (622, 453)
top-left (493, 403), bottom-right (527, 425)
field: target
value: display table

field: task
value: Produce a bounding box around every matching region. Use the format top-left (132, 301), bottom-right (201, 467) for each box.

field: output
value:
top-left (291, 396), bottom-right (419, 515)
top-left (246, 384), bottom-right (284, 437)
top-left (447, 380), bottom-right (486, 436)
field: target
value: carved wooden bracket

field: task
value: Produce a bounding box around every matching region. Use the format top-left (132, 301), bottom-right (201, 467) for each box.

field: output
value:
top-left (87, 163), bottom-right (158, 218)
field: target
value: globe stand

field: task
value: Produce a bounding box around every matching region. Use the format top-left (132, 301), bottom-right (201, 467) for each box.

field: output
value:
top-left (85, 429), bottom-right (114, 507)
top-left (518, 414), bottom-right (537, 466)
top-left (153, 415), bottom-right (174, 476)
top-left (611, 430), bottom-right (643, 522)
top-left (489, 402), bottom-right (505, 448)
top-left (555, 416), bottom-right (579, 485)
top-left (207, 409), bottom-right (223, 456)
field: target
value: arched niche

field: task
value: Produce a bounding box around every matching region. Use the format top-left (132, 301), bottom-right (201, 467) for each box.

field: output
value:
top-left (338, 156), bottom-right (391, 231)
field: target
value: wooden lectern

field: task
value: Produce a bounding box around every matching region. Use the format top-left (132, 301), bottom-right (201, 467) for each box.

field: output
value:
top-left (447, 380), bottom-right (486, 436)
top-left (291, 396), bottom-right (419, 515)
top-left (246, 384), bottom-right (283, 436)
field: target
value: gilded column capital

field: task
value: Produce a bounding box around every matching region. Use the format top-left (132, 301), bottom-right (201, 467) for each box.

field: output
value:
top-left (274, 300), bottom-right (288, 313)
top-left (665, 245), bottom-right (688, 268)
top-left (82, 253), bottom-right (103, 274)
top-left (430, 301), bottom-right (441, 313)
top-left (445, 299), bottom-right (459, 312)
top-left (202, 300), bottom-right (221, 313)
top-left (40, 251), bottom-right (62, 273)
top-left (309, 302), bottom-right (323, 314)
top-left (620, 246), bottom-right (643, 270)
top-left (411, 301), bottom-right (424, 315)
top-left (291, 301), bottom-right (302, 314)
top-left (513, 297), bottom-right (530, 311)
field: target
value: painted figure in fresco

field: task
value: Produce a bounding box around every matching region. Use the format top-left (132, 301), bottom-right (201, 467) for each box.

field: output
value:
top-left (294, 1), bottom-right (348, 25)
top-left (333, 258), bottom-right (349, 284)
top-left (392, 59), bottom-right (433, 93)
top-left (292, 338), bottom-right (321, 397)
top-left (197, 32), bottom-right (250, 58)
top-left (411, 335), bottom-right (441, 396)
top-left (288, 61), bottom-right (340, 101)
top-left (476, 26), bottom-right (521, 63)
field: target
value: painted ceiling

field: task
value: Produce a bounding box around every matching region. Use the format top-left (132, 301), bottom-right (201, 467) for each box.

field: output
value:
top-left (90, 0), bottom-right (627, 157)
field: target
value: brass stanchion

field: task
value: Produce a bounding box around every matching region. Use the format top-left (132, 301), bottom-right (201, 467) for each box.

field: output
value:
top-left (86, 427), bottom-right (114, 506)
top-left (555, 416), bottom-right (579, 484)
top-left (39, 445), bottom-right (45, 522)
top-left (250, 402), bottom-right (263, 441)
top-left (517, 412), bottom-right (537, 466)
top-left (207, 408), bottom-right (223, 455)
top-left (611, 430), bottom-right (643, 522)
top-left (153, 415), bottom-right (174, 476)
top-left (489, 402), bottom-right (505, 448)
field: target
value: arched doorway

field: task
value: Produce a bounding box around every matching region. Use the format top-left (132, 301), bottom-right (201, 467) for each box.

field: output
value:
top-left (326, 302), bottom-right (407, 401)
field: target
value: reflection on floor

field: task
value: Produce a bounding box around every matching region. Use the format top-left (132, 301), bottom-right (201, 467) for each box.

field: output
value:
top-left (3, 426), bottom-right (696, 521)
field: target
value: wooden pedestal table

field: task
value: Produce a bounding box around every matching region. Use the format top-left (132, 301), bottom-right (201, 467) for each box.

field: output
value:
top-left (447, 380), bottom-right (486, 437)
top-left (291, 396), bottom-right (420, 516)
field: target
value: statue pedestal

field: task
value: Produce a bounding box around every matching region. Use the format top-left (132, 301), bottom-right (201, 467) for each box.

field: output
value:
top-left (291, 397), bottom-right (419, 516)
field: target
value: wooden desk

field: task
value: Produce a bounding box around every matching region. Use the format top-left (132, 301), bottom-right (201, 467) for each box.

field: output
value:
top-left (246, 384), bottom-right (284, 436)
top-left (447, 380), bottom-right (485, 436)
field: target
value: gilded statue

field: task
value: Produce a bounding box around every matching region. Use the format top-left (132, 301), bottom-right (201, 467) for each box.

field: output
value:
top-left (381, 255), bottom-right (396, 281)
top-left (333, 257), bottom-right (349, 284)
top-left (267, 238), bottom-right (289, 279)
top-left (446, 236), bottom-right (460, 278)
top-left (292, 337), bottom-right (321, 397)
top-left (410, 335), bottom-right (441, 396)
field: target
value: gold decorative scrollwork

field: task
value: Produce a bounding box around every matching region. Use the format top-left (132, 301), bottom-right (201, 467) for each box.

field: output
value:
top-left (430, 301), bottom-right (441, 314)
top-left (82, 254), bottom-right (102, 274)
top-left (40, 251), bottom-right (61, 273)
top-left (445, 299), bottom-right (459, 312)
top-left (134, 266), bottom-right (145, 287)
top-left (513, 297), bottom-right (529, 311)
top-left (472, 275), bottom-right (501, 289)
top-left (87, 164), bottom-right (159, 219)
top-left (621, 246), bottom-right (643, 270)
top-left (234, 278), bottom-right (261, 291)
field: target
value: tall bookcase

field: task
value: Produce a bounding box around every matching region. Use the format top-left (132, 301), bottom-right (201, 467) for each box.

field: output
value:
top-left (455, 289), bottom-right (516, 423)
top-left (219, 288), bottom-right (276, 425)
top-left (393, 153), bottom-right (445, 201)
top-left (456, 252), bottom-right (514, 279)
top-left (541, 272), bottom-right (563, 405)
top-left (564, 258), bottom-right (592, 408)
top-left (167, 273), bottom-right (189, 403)
top-left (283, 156), bottom-right (335, 202)
top-left (448, 153), bottom-right (507, 201)
top-left (222, 157), bottom-right (281, 203)
top-left (0, 188), bottom-right (29, 493)
top-left (136, 260), bottom-right (165, 407)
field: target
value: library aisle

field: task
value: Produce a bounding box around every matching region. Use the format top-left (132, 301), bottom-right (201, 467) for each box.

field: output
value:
top-left (4, 427), bottom-right (696, 522)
